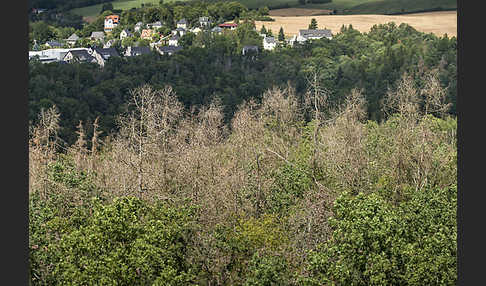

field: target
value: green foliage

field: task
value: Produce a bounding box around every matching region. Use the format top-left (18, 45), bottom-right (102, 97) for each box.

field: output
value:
top-left (244, 251), bottom-right (291, 286)
top-left (308, 18), bottom-right (318, 30)
top-left (212, 214), bottom-right (289, 284)
top-left (304, 185), bottom-right (457, 285)
top-left (278, 27), bottom-right (285, 41)
top-left (29, 16), bottom-right (456, 146)
top-left (31, 196), bottom-right (198, 285)
top-left (268, 163), bottom-right (312, 213)
top-left (31, 21), bottom-right (56, 43)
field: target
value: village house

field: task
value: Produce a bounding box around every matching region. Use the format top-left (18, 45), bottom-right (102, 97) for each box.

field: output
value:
top-left (169, 34), bottom-right (180, 46)
top-left (134, 22), bottom-right (143, 32)
top-left (120, 29), bottom-right (133, 40)
top-left (177, 19), bottom-right (188, 29)
top-left (219, 23), bottom-right (237, 30)
top-left (104, 15), bottom-right (120, 32)
top-left (199, 16), bottom-right (211, 28)
top-left (66, 33), bottom-right (80, 46)
top-left (125, 46), bottom-right (151, 57)
top-left (296, 29), bottom-right (332, 43)
top-left (91, 47), bottom-right (120, 67)
top-left (174, 27), bottom-right (186, 36)
top-left (63, 49), bottom-right (96, 64)
top-left (147, 21), bottom-right (163, 30)
top-left (90, 31), bottom-right (105, 42)
top-left (140, 29), bottom-right (154, 40)
top-left (30, 48), bottom-right (88, 63)
top-left (263, 36), bottom-right (277, 51)
top-left (242, 45), bottom-right (258, 55)
top-left (156, 45), bottom-right (182, 56)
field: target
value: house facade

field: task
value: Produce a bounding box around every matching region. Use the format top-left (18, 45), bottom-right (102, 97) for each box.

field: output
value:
top-left (91, 47), bottom-right (120, 67)
top-left (169, 34), bottom-right (180, 46)
top-left (63, 49), bottom-right (96, 63)
top-left (242, 45), bottom-right (258, 55)
top-left (176, 19), bottom-right (187, 29)
top-left (134, 22), bottom-right (143, 32)
top-left (104, 15), bottom-right (120, 32)
top-left (263, 36), bottom-right (277, 51)
top-left (140, 29), bottom-right (154, 40)
top-left (199, 16), bottom-right (210, 28)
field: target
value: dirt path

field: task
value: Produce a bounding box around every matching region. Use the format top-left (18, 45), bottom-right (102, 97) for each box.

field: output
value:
top-left (256, 11), bottom-right (457, 38)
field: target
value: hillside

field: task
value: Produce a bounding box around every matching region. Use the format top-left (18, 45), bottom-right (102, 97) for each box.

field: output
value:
top-left (69, 0), bottom-right (457, 19)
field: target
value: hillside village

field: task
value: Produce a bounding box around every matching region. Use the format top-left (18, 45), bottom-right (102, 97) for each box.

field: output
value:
top-left (29, 13), bottom-right (332, 66)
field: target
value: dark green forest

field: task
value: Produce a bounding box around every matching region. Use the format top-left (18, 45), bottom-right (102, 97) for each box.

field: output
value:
top-left (29, 22), bottom-right (456, 147)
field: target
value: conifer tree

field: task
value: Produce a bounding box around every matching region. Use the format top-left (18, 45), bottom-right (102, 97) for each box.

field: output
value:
top-left (278, 27), bottom-right (285, 41)
top-left (309, 18), bottom-right (318, 30)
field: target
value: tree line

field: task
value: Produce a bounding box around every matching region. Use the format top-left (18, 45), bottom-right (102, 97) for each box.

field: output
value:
top-left (29, 21), bottom-right (457, 148)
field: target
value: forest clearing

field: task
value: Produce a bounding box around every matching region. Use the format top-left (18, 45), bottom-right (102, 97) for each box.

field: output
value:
top-left (256, 10), bottom-right (457, 37)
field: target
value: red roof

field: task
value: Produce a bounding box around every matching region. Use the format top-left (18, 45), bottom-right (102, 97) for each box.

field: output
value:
top-left (218, 23), bottom-right (238, 28)
top-left (105, 15), bottom-right (120, 23)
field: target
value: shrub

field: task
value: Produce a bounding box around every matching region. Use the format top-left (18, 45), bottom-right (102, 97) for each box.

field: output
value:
top-left (30, 196), bottom-right (198, 285)
top-left (303, 185), bottom-right (457, 285)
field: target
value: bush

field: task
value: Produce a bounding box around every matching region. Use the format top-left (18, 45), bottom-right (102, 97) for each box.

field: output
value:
top-left (303, 185), bottom-right (457, 285)
top-left (30, 196), bottom-right (198, 285)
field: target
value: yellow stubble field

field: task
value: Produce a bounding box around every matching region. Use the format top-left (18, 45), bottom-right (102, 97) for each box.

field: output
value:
top-left (255, 10), bottom-right (457, 38)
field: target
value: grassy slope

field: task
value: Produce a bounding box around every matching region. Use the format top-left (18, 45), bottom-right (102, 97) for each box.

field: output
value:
top-left (70, 0), bottom-right (457, 18)
top-left (301, 0), bottom-right (456, 14)
top-left (70, 0), bottom-right (187, 18)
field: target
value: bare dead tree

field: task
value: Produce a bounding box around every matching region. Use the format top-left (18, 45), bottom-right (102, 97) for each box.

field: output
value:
top-left (29, 106), bottom-right (61, 197)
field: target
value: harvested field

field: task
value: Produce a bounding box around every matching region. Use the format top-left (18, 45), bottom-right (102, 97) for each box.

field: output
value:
top-left (256, 11), bottom-right (457, 38)
top-left (269, 8), bottom-right (333, 17)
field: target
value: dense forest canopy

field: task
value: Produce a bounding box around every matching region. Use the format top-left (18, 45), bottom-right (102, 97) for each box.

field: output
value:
top-left (29, 21), bottom-right (456, 147)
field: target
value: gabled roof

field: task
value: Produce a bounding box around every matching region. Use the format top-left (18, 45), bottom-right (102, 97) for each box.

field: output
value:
top-left (105, 15), bottom-right (120, 23)
top-left (90, 31), bottom-right (105, 39)
top-left (46, 41), bottom-right (62, 47)
top-left (219, 23), bottom-right (238, 28)
top-left (243, 45), bottom-right (258, 50)
top-left (65, 49), bottom-right (95, 62)
top-left (211, 26), bottom-right (223, 32)
top-left (298, 29), bottom-right (332, 39)
top-left (170, 34), bottom-right (180, 40)
top-left (121, 29), bottom-right (133, 36)
top-left (175, 27), bottom-right (185, 31)
top-left (93, 47), bottom-right (119, 59)
top-left (127, 46), bottom-right (151, 56)
top-left (67, 33), bottom-right (80, 41)
top-left (158, 45), bottom-right (182, 54)
top-left (177, 19), bottom-right (187, 24)
top-left (264, 36), bottom-right (276, 44)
